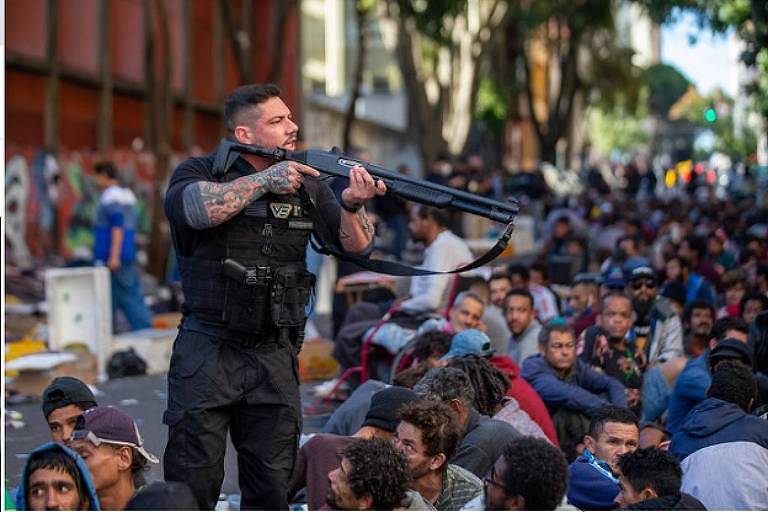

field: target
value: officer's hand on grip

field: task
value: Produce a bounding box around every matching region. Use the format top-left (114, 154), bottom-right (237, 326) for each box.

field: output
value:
top-left (341, 165), bottom-right (387, 208)
top-left (259, 160), bottom-right (320, 195)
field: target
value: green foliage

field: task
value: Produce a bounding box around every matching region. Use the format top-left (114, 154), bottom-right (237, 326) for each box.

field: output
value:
top-left (395, 0), bottom-right (466, 44)
top-left (637, 0), bottom-right (768, 122)
top-left (713, 113), bottom-right (758, 160)
top-left (475, 76), bottom-right (507, 134)
top-left (588, 88), bottom-right (652, 155)
top-left (642, 63), bottom-right (692, 118)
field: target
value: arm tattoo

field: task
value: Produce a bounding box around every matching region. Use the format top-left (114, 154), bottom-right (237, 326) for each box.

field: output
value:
top-left (339, 228), bottom-right (352, 240)
top-left (182, 162), bottom-right (295, 229)
top-left (356, 208), bottom-right (375, 239)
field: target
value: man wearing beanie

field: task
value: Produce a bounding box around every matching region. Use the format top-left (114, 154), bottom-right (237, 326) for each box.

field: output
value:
top-left (41, 377), bottom-right (98, 444)
top-left (290, 386), bottom-right (418, 510)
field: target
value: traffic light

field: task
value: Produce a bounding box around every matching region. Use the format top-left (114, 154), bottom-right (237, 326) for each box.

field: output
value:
top-left (704, 104), bottom-right (717, 123)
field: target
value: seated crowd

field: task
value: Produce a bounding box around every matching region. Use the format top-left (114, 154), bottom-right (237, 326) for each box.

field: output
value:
top-left (12, 196), bottom-right (768, 510)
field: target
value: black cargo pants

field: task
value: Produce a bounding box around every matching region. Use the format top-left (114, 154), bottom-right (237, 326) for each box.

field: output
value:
top-left (163, 319), bottom-right (302, 510)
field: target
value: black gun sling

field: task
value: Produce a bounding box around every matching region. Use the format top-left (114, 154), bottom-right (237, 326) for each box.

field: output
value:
top-left (298, 188), bottom-right (516, 277)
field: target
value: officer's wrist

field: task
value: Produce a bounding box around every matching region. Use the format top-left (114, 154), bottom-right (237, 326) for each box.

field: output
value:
top-left (340, 197), bottom-right (363, 213)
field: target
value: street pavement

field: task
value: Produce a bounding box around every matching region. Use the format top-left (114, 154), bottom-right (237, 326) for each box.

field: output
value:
top-left (4, 373), bottom-right (332, 495)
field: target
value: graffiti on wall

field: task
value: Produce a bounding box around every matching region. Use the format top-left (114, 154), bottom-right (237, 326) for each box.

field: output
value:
top-left (5, 145), bottom-right (181, 265)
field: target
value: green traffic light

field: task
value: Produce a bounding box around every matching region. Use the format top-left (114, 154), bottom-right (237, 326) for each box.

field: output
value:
top-left (704, 107), bottom-right (717, 123)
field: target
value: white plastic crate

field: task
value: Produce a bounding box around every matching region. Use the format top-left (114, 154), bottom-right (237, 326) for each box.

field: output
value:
top-left (45, 266), bottom-right (113, 379)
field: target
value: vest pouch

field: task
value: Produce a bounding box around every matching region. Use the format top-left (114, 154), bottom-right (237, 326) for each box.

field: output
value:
top-left (271, 267), bottom-right (316, 327)
top-left (222, 268), bottom-right (272, 333)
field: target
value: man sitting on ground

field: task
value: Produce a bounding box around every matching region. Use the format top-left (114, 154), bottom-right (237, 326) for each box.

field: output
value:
top-left (522, 322), bottom-right (626, 458)
top-left (581, 292), bottom-right (645, 413)
top-left (394, 400), bottom-right (482, 510)
top-left (567, 275), bottom-right (599, 337)
top-left (615, 447), bottom-right (705, 510)
top-left (567, 405), bottom-right (639, 511)
top-left (503, 288), bottom-right (542, 364)
top-left (326, 438), bottom-right (413, 511)
top-left (414, 367), bottom-right (519, 479)
top-left (41, 377), bottom-right (98, 444)
top-left (670, 360), bottom-right (768, 510)
top-left (70, 406), bottom-right (159, 510)
top-left (291, 386), bottom-right (418, 510)
top-left (480, 437), bottom-right (569, 511)
top-left (666, 316), bottom-right (751, 434)
top-left (366, 291), bottom-right (486, 361)
top-left (16, 443), bottom-right (99, 510)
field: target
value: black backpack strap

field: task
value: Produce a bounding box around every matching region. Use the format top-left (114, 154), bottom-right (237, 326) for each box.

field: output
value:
top-left (298, 188), bottom-right (515, 277)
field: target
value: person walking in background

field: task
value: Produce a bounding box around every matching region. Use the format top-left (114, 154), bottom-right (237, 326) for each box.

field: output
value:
top-left (92, 162), bottom-right (153, 331)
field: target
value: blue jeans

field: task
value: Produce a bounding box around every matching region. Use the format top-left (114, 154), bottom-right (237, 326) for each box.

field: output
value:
top-left (111, 263), bottom-right (152, 331)
top-left (641, 366), bottom-right (671, 423)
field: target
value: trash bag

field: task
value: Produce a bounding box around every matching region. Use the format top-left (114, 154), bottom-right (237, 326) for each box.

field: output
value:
top-left (107, 348), bottom-right (148, 379)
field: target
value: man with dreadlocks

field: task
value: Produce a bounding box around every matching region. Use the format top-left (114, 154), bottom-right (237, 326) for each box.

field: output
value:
top-left (447, 355), bottom-right (549, 441)
top-left (414, 367), bottom-right (520, 478)
top-left (438, 329), bottom-right (558, 444)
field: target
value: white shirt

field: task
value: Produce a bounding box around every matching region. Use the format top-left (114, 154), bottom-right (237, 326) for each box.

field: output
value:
top-left (400, 230), bottom-right (473, 314)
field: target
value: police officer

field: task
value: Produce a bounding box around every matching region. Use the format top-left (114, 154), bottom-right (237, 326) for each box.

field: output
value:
top-left (162, 83), bottom-right (386, 509)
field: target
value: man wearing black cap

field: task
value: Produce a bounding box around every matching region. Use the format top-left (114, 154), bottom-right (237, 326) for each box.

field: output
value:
top-left (627, 266), bottom-right (683, 367)
top-left (41, 377), bottom-right (98, 444)
top-left (290, 386), bottom-right (418, 510)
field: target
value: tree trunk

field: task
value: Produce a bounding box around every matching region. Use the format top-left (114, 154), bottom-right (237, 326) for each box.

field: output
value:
top-left (519, 27), bottom-right (581, 165)
top-left (267, 0), bottom-right (298, 84)
top-left (145, 0), bottom-right (173, 282)
top-left (342, 3), bottom-right (367, 152)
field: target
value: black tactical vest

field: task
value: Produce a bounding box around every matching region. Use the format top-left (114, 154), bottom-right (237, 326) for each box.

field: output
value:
top-left (178, 174), bottom-right (316, 334)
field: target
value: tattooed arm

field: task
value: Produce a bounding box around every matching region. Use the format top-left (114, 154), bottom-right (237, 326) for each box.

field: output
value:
top-left (182, 160), bottom-right (318, 229)
top-left (339, 207), bottom-right (376, 253)
top-left (338, 165), bottom-right (387, 253)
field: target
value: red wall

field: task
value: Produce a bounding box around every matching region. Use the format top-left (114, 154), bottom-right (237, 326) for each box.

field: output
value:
top-left (6, 0), bottom-right (300, 153)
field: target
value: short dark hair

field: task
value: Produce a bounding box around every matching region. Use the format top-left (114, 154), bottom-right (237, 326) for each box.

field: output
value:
top-left (670, 255), bottom-right (691, 270)
top-left (600, 291), bottom-right (632, 312)
top-left (411, 331), bottom-right (453, 362)
top-left (617, 447), bottom-right (681, 498)
top-left (499, 437), bottom-right (569, 510)
top-left (529, 262), bottom-right (549, 280)
top-left (741, 292), bottom-right (768, 317)
top-left (683, 300), bottom-right (715, 326)
top-left (26, 448), bottom-right (89, 510)
top-left (708, 360), bottom-right (757, 412)
top-left (538, 322), bottom-right (575, 347)
top-left (413, 367), bottom-right (477, 410)
top-left (446, 355), bottom-right (510, 417)
top-left (415, 205), bottom-right (450, 228)
top-left (507, 264), bottom-right (530, 282)
top-left (683, 235), bottom-right (706, 259)
top-left (504, 288), bottom-right (534, 309)
top-left (489, 272), bottom-right (512, 285)
top-left (710, 316), bottom-right (750, 342)
top-left (94, 161), bottom-right (117, 180)
top-left (342, 438), bottom-right (410, 510)
top-left (587, 405), bottom-right (638, 439)
top-left (722, 269), bottom-right (749, 290)
top-left (393, 362), bottom-right (431, 389)
top-left (224, 83), bottom-right (282, 133)
top-left (399, 400), bottom-right (463, 461)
